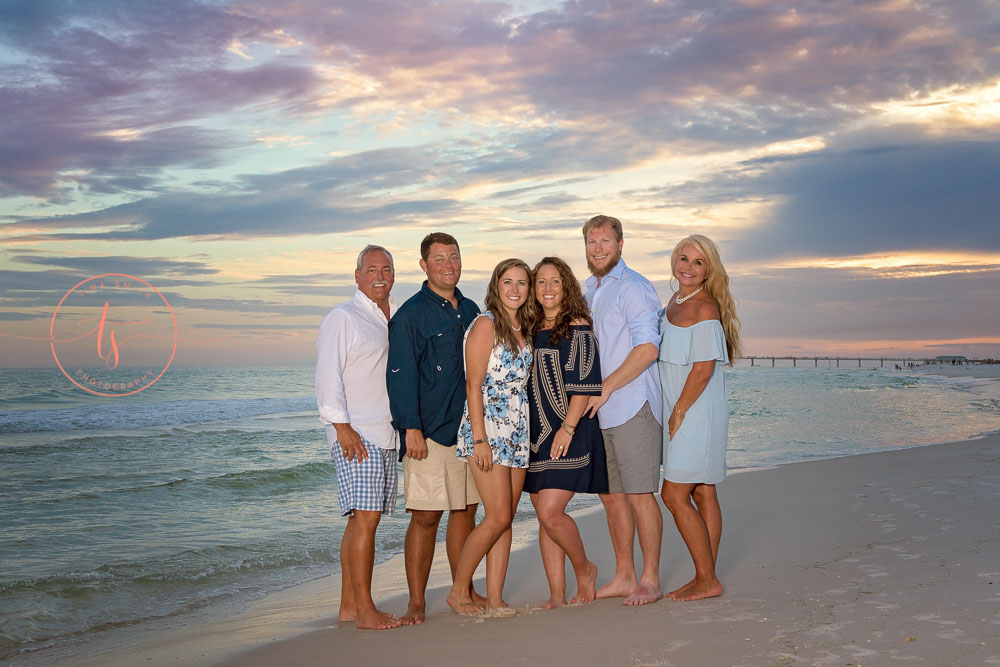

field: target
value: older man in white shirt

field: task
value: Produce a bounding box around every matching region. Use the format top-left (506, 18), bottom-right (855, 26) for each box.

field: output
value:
top-left (316, 244), bottom-right (400, 630)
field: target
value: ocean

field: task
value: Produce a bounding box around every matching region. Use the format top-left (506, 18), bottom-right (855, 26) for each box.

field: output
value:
top-left (2, 363), bottom-right (999, 658)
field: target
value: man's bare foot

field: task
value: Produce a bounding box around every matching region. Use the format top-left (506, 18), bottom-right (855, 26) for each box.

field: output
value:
top-left (672, 578), bottom-right (723, 601)
top-left (570, 561), bottom-right (598, 604)
top-left (400, 603), bottom-right (425, 625)
top-left (596, 573), bottom-right (637, 599)
top-left (623, 583), bottom-right (663, 606)
top-left (446, 591), bottom-right (482, 616)
top-left (539, 597), bottom-right (565, 610)
top-left (486, 598), bottom-right (509, 611)
top-left (355, 608), bottom-right (401, 630)
top-left (667, 578), bottom-right (697, 600)
top-left (338, 605), bottom-right (356, 622)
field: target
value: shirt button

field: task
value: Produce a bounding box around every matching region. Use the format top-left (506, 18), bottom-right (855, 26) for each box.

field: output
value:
top-left (436, 365), bottom-right (442, 371)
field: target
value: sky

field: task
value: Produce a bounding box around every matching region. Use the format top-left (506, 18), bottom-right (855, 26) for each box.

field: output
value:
top-left (2, 0), bottom-right (999, 371)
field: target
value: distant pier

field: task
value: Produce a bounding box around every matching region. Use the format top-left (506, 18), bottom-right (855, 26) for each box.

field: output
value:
top-left (742, 356), bottom-right (995, 368)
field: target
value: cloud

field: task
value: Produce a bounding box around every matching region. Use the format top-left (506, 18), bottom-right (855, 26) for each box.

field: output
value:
top-left (0, 0), bottom-right (319, 200)
top-left (703, 265), bottom-right (1000, 342)
top-left (743, 139), bottom-right (1000, 258)
top-left (11, 254), bottom-right (220, 276)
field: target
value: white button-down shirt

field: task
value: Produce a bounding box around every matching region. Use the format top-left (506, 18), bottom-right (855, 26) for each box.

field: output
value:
top-left (315, 289), bottom-right (399, 449)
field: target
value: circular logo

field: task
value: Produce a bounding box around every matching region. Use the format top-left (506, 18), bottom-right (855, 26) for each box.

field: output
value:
top-left (50, 274), bottom-right (178, 397)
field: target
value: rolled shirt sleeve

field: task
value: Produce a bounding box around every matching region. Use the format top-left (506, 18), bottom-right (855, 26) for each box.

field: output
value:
top-left (621, 279), bottom-right (662, 349)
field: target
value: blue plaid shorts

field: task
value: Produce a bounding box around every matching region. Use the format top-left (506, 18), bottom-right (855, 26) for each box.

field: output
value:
top-left (328, 428), bottom-right (398, 517)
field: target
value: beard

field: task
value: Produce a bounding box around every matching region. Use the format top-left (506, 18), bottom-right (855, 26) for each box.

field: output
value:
top-left (587, 247), bottom-right (622, 278)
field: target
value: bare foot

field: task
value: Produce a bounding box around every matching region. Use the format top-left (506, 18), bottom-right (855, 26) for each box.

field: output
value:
top-left (400, 603), bottom-right (425, 626)
top-left (539, 597), bottom-right (566, 610)
top-left (667, 578), bottom-right (697, 600)
top-left (471, 589), bottom-right (488, 609)
top-left (673, 578), bottom-right (723, 601)
top-left (623, 583), bottom-right (663, 606)
top-left (486, 598), bottom-right (509, 611)
top-left (355, 608), bottom-right (401, 630)
top-left (338, 604), bottom-right (356, 622)
top-left (570, 561), bottom-right (598, 604)
top-left (595, 573), bottom-right (638, 599)
top-left (446, 591), bottom-right (482, 616)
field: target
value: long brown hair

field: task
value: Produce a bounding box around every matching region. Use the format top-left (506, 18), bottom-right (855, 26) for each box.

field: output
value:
top-left (670, 234), bottom-right (743, 365)
top-left (530, 257), bottom-right (591, 344)
top-left (484, 258), bottom-right (534, 353)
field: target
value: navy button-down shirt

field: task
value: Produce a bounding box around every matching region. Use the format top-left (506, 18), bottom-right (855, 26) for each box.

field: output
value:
top-left (386, 281), bottom-right (481, 455)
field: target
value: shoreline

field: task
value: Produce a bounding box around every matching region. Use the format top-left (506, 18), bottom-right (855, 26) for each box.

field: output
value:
top-left (15, 434), bottom-right (999, 666)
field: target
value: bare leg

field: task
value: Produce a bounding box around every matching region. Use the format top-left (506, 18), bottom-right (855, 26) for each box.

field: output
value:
top-left (339, 516), bottom-right (356, 621)
top-left (661, 481), bottom-right (723, 601)
top-left (535, 522), bottom-right (567, 609)
top-left (533, 489), bottom-right (597, 604)
top-left (483, 468), bottom-right (525, 609)
top-left (596, 491), bottom-right (637, 598)
top-left (446, 462), bottom-right (513, 615)
top-left (347, 510), bottom-right (400, 629)
top-left (623, 492), bottom-right (663, 605)
top-left (693, 484), bottom-right (722, 562)
top-left (446, 504), bottom-right (486, 606)
top-left (401, 509), bottom-right (443, 625)
top-left (667, 483), bottom-right (723, 599)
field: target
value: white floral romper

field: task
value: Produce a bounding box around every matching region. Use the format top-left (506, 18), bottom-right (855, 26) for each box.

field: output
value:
top-left (456, 312), bottom-right (532, 468)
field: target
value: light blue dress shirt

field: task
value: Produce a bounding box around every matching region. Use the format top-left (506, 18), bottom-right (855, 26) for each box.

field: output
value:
top-left (585, 259), bottom-right (663, 429)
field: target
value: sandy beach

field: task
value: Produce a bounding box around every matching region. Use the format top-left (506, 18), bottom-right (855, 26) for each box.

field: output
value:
top-left (23, 431), bottom-right (997, 667)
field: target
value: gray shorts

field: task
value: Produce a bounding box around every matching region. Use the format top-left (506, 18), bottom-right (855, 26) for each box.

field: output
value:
top-left (601, 402), bottom-right (662, 494)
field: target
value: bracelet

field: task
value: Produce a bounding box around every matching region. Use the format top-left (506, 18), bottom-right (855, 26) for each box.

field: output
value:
top-left (674, 407), bottom-right (685, 418)
top-left (473, 437), bottom-right (488, 445)
top-left (562, 423), bottom-right (576, 435)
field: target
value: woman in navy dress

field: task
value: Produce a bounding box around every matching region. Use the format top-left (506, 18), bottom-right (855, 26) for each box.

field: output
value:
top-left (525, 256), bottom-right (608, 608)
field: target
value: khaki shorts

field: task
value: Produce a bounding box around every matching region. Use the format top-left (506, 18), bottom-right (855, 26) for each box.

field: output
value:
top-left (602, 402), bottom-right (662, 494)
top-left (403, 437), bottom-right (481, 511)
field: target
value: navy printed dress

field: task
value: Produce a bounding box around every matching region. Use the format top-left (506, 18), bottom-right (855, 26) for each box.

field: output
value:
top-left (525, 324), bottom-right (609, 494)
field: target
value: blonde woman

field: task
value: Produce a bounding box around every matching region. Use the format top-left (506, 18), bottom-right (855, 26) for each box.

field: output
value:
top-left (658, 234), bottom-right (742, 601)
top-left (447, 258), bottom-right (534, 614)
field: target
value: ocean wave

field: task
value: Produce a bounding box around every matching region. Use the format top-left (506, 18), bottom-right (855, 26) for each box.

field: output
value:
top-left (28, 461), bottom-right (337, 505)
top-left (0, 539), bottom-right (342, 651)
top-left (0, 396), bottom-right (314, 435)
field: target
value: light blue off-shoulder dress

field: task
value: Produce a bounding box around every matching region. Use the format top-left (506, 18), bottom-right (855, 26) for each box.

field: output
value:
top-left (657, 313), bottom-right (729, 484)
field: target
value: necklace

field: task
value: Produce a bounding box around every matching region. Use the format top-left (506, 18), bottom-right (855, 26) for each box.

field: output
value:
top-left (675, 286), bottom-right (704, 305)
top-left (511, 322), bottom-right (522, 332)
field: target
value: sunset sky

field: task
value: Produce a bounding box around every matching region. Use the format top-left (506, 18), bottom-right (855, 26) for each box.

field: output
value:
top-left (2, 0), bottom-right (999, 368)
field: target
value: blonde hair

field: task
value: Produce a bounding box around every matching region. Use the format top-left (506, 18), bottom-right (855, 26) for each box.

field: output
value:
top-left (670, 234), bottom-right (743, 365)
top-left (484, 258), bottom-right (534, 354)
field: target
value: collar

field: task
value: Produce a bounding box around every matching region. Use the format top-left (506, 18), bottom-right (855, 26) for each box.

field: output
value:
top-left (352, 288), bottom-right (396, 319)
top-left (586, 258), bottom-right (628, 288)
top-left (420, 280), bottom-right (466, 307)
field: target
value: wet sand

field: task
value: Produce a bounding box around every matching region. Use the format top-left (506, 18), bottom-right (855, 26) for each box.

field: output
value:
top-left (32, 434), bottom-right (997, 666)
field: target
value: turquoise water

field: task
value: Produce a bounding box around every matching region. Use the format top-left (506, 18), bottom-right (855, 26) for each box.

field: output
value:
top-left (2, 364), bottom-right (999, 657)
